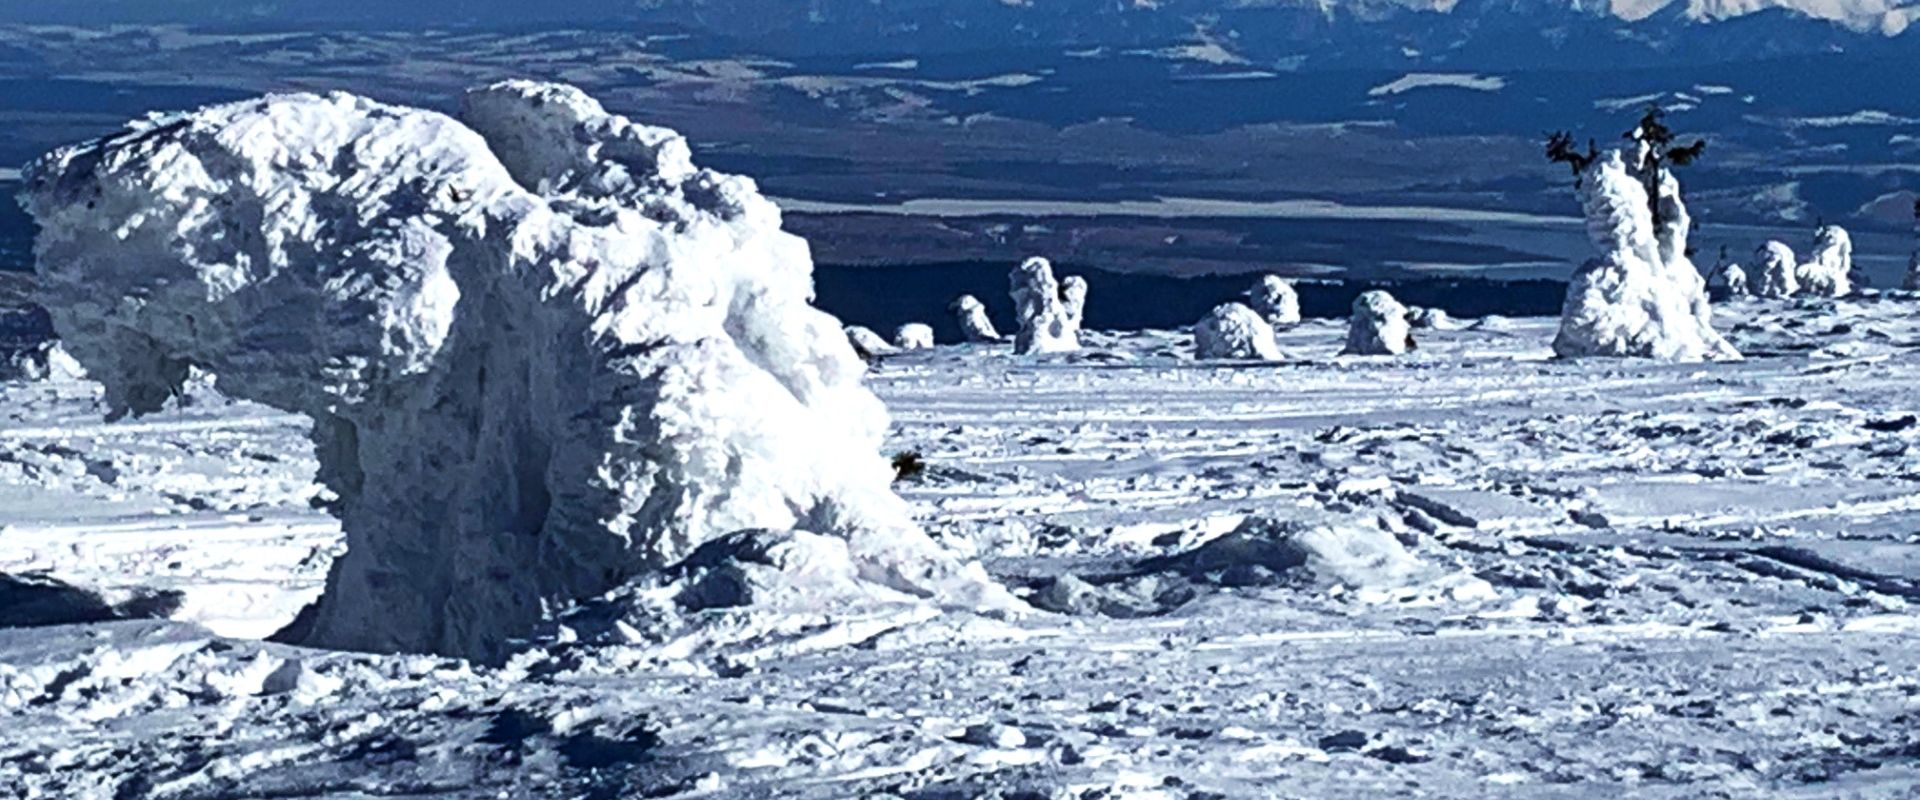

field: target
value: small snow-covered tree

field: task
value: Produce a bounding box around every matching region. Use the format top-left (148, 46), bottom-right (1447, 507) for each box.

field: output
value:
top-left (1194, 302), bottom-right (1281, 360)
top-left (1905, 199), bottom-right (1920, 291)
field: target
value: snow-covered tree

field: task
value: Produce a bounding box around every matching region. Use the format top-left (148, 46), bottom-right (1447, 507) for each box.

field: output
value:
top-left (1797, 224), bottom-right (1853, 297)
top-left (1009, 257), bottom-right (1081, 355)
top-left (949, 294), bottom-right (1001, 343)
top-left (1245, 275), bottom-right (1301, 329)
top-left (893, 323), bottom-right (935, 350)
top-left (1706, 246), bottom-right (1749, 301)
top-left (1342, 290), bottom-right (1413, 356)
top-left (1194, 302), bottom-right (1281, 360)
top-left (1755, 241), bottom-right (1799, 298)
top-left (1905, 199), bottom-right (1920, 291)
top-left (1544, 108), bottom-right (1738, 361)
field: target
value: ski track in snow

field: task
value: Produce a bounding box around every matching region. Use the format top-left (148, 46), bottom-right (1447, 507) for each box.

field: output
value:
top-left (5, 297), bottom-right (1920, 796)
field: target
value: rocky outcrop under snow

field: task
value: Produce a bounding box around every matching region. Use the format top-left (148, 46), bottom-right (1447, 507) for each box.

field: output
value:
top-left (1245, 275), bottom-right (1301, 329)
top-left (1342, 290), bottom-right (1413, 356)
top-left (1798, 224), bottom-right (1853, 298)
top-left (1010, 257), bottom-right (1081, 355)
top-left (1552, 148), bottom-right (1739, 361)
top-left (949, 295), bottom-right (1001, 343)
top-left (22, 81), bottom-right (1013, 660)
top-left (1193, 302), bottom-right (1281, 360)
top-left (1756, 241), bottom-right (1799, 298)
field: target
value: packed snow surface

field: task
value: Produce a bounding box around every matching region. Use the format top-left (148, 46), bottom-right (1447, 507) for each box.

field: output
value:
top-left (20, 81), bottom-right (1008, 660)
top-left (7, 294), bottom-right (1920, 794)
top-left (1552, 148), bottom-right (1738, 361)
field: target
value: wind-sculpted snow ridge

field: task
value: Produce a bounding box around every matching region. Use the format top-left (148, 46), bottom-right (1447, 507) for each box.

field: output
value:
top-left (1756, 240), bottom-right (1800, 298)
top-left (1552, 148), bottom-right (1740, 361)
top-left (1342, 290), bottom-right (1413, 356)
top-left (1009, 256), bottom-right (1081, 355)
top-left (1194, 302), bottom-right (1281, 360)
top-left (949, 294), bottom-right (1001, 343)
top-left (1246, 275), bottom-right (1301, 329)
top-left (21, 81), bottom-right (1014, 660)
top-left (1798, 224), bottom-right (1854, 298)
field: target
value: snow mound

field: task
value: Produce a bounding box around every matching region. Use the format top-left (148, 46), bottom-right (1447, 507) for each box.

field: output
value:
top-left (1342, 290), bottom-right (1413, 356)
top-left (1798, 224), bottom-right (1853, 297)
top-left (892, 323), bottom-right (934, 350)
top-left (1553, 148), bottom-right (1739, 361)
top-left (949, 294), bottom-right (1001, 343)
top-left (1009, 257), bottom-right (1081, 355)
top-left (1245, 275), bottom-right (1302, 328)
top-left (1756, 241), bottom-right (1800, 298)
top-left (1194, 302), bottom-right (1281, 360)
top-left (23, 81), bottom-right (1011, 659)
top-left (534, 529), bottom-right (949, 668)
top-left (1148, 516), bottom-right (1493, 603)
top-left (844, 325), bottom-right (896, 359)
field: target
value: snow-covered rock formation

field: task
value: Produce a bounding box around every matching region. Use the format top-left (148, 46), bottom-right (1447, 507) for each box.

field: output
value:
top-left (1797, 224), bottom-right (1854, 297)
top-left (1552, 148), bottom-right (1739, 361)
top-left (22, 81), bottom-right (1012, 660)
top-left (1245, 275), bottom-right (1302, 329)
top-left (1342, 290), bottom-right (1413, 356)
top-left (1193, 302), bottom-right (1281, 360)
top-left (949, 295), bottom-right (1001, 343)
top-left (1755, 241), bottom-right (1799, 298)
top-left (844, 325), bottom-right (897, 360)
top-left (1009, 257), bottom-right (1080, 355)
top-left (893, 323), bottom-right (934, 350)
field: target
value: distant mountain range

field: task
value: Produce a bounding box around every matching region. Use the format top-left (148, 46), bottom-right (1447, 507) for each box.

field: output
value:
top-left (1, 0), bottom-right (1914, 68)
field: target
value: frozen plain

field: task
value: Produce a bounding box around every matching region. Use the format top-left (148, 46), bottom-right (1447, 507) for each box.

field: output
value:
top-left (2, 298), bottom-right (1920, 798)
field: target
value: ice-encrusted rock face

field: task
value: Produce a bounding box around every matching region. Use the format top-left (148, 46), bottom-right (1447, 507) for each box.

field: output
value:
top-left (1552, 148), bottom-right (1739, 361)
top-left (1009, 257), bottom-right (1080, 355)
top-left (1193, 302), bottom-right (1280, 360)
top-left (949, 295), bottom-right (1000, 343)
top-left (1798, 225), bottom-right (1853, 298)
top-left (1245, 275), bottom-right (1301, 329)
top-left (892, 323), bottom-right (934, 350)
top-left (1755, 241), bottom-right (1799, 298)
top-left (1342, 290), bottom-right (1412, 356)
top-left (22, 81), bottom-right (1010, 659)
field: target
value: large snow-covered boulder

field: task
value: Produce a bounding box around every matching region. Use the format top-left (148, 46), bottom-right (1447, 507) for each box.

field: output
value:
top-left (949, 295), bottom-right (1001, 343)
top-left (1552, 148), bottom-right (1739, 361)
top-left (893, 323), bottom-right (934, 350)
top-left (22, 81), bottom-right (1011, 659)
top-left (1755, 241), bottom-right (1799, 298)
top-left (1194, 302), bottom-right (1281, 360)
top-left (1009, 257), bottom-right (1080, 355)
top-left (1797, 224), bottom-right (1853, 298)
top-left (1341, 290), bottom-right (1412, 356)
top-left (1245, 275), bottom-right (1301, 329)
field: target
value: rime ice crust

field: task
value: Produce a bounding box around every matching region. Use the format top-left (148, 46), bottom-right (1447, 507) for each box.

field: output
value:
top-left (1551, 149), bottom-right (1739, 362)
top-left (1194, 302), bottom-right (1281, 360)
top-left (1010, 257), bottom-right (1081, 355)
top-left (1342, 290), bottom-right (1413, 356)
top-left (1798, 225), bottom-right (1854, 298)
top-left (949, 295), bottom-right (1001, 343)
top-left (1245, 275), bottom-right (1302, 329)
top-left (23, 82), bottom-right (1011, 659)
top-left (1756, 241), bottom-right (1800, 298)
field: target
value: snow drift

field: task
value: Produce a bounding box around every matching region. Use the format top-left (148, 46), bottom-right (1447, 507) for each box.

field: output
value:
top-left (1245, 275), bottom-right (1301, 329)
top-left (1552, 148), bottom-right (1738, 361)
top-left (1194, 302), bottom-right (1281, 360)
top-left (1798, 224), bottom-right (1853, 298)
top-left (21, 81), bottom-right (1012, 660)
top-left (1755, 241), bottom-right (1799, 298)
top-left (949, 294), bottom-right (1001, 343)
top-left (1009, 257), bottom-right (1081, 355)
top-left (1342, 290), bottom-right (1413, 356)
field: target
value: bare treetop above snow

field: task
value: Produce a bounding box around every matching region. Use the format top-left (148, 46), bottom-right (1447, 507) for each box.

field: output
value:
top-left (22, 81), bottom-right (1010, 659)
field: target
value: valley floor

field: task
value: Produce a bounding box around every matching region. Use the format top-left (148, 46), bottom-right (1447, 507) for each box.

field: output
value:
top-left (3, 296), bottom-right (1920, 798)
